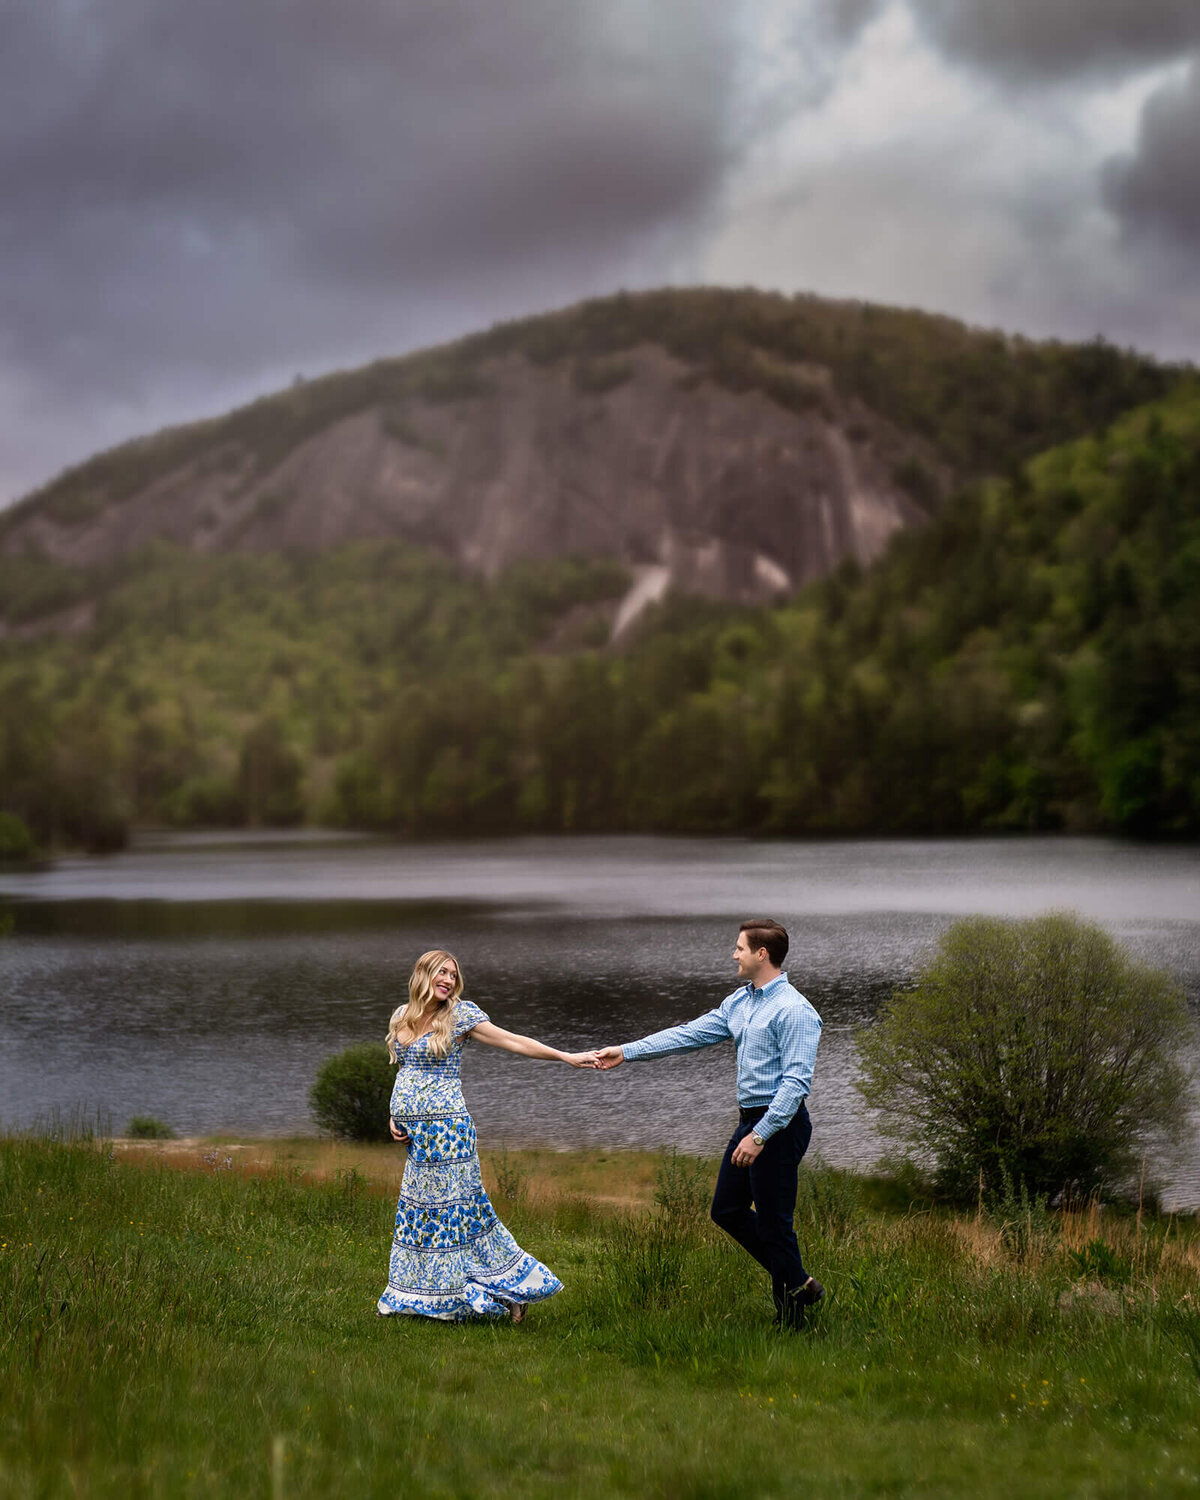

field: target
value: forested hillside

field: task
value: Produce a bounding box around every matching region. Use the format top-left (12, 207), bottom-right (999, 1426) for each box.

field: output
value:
top-left (1, 376), bottom-right (1197, 849)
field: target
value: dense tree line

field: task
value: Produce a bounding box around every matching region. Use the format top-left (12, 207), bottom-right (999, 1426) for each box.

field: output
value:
top-left (1, 382), bottom-right (1198, 850)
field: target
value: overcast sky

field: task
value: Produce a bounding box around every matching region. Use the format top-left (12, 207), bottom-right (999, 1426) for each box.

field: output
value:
top-left (3, 0), bottom-right (1199, 507)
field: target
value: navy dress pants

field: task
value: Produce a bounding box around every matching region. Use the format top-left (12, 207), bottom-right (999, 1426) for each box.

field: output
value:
top-left (710, 1104), bottom-right (812, 1324)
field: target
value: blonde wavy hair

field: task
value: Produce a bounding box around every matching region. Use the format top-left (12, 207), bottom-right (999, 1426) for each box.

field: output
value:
top-left (385, 949), bottom-right (465, 1061)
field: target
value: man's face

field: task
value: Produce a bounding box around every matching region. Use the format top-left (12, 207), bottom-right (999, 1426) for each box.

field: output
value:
top-left (733, 932), bottom-right (768, 983)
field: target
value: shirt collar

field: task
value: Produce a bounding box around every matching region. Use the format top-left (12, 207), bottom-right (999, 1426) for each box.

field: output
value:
top-left (746, 971), bottom-right (788, 999)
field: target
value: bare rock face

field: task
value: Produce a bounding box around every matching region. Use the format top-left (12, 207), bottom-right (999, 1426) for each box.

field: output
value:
top-left (3, 346), bottom-right (940, 610)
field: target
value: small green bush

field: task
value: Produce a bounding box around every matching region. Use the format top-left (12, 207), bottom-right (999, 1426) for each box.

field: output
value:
top-left (126, 1116), bottom-right (177, 1140)
top-left (309, 1043), bottom-right (396, 1142)
top-left (0, 811), bottom-right (36, 861)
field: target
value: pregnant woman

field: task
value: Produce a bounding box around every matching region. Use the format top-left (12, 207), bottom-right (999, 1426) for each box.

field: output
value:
top-left (377, 948), bottom-right (598, 1323)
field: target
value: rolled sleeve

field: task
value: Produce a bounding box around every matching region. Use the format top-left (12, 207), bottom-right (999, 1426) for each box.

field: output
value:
top-left (757, 1005), bottom-right (822, 1140)
top-left (622, 1005), bottom-right (732, 1061)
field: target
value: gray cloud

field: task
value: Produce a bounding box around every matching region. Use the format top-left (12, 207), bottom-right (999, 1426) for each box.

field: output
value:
top-left (906, 0), bottom-right (1200, 82)
top-left (1103, 60), bottom-right (1200, 253)
top-left (0, 0), bottom-right (740, 495)
top-left (2, 0), bottom-right (1199, 508)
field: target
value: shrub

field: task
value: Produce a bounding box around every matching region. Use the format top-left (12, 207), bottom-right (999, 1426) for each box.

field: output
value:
top-left (0, 811), bottom-right (36, 861)
top-left (126, 1115), bottom-right (177, 1140)
top-left (856, 912), bottom-right (1193, 1201)
top-left (309, 1043), bottom-right (396, 1142)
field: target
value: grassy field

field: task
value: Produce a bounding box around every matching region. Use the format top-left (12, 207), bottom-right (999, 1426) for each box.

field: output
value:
top-left (2, 1133), bottom-right (1199, 1499)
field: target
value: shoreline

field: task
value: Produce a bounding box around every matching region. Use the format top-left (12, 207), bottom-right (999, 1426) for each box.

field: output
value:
top-left (78, 1134), bottom-right (1200, 1223)
top-left (102, 1135), bottom-right (705, 1213)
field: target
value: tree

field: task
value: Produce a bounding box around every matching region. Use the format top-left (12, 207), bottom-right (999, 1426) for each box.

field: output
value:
top-left (856, 913), bottom-right (1193, 1200)
top-left (238, 718), bottom-right (304, 826)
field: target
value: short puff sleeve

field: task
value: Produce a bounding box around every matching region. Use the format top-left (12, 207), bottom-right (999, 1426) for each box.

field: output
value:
top-left (452, 1000), bottom-right (489, 1038)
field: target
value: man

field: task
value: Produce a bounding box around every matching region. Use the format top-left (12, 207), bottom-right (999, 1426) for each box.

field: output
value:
top-left (596, 918), bottom-right (823, 1330)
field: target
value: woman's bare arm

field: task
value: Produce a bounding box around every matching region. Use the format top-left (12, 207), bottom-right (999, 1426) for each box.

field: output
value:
top-left (467, 1020), bottom-right (598, 1068)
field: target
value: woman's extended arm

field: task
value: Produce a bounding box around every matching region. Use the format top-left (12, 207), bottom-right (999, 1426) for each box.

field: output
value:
top-left (467, 1020), bottom-right (598, 1068)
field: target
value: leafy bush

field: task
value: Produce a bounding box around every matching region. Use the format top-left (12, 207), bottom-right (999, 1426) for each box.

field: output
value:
top-left (309, 1043), bottom-right (396, 1142)
top-left (856, 912), bottom-right (1193, 1201)
top-left (0, 812), bottom-right (36, 861)
top-left (126, 1115), bottom-right (178, 1140)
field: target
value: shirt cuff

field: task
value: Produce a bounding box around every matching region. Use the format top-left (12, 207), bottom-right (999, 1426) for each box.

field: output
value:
top-left (621, 1039), bottom-right (649, 1061)
top-left (759, 1098), bottom-right (806, 1139)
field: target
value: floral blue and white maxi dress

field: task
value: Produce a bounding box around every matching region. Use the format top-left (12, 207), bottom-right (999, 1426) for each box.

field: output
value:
top-left (376, 1000), bottom-right (564, 1321)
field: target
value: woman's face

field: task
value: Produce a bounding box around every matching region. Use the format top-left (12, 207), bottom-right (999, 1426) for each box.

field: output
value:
top-left (432, 959), bottom-right (459, 1003)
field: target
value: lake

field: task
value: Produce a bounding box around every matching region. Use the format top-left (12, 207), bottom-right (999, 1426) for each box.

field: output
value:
top-left (1, 832), bottom-right (1198, 1203)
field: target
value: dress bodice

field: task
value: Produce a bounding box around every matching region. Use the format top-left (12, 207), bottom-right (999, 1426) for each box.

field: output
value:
top-left (390, 1000), bottom-right (488, 1121)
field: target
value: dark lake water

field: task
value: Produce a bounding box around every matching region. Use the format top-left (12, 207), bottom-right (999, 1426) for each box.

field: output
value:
top-left (2, 832), bottom-right (1198, 1203)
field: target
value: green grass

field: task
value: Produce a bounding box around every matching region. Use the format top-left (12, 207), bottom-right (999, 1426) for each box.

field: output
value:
top-left (2, 1135), bottom-right (1199, 1498)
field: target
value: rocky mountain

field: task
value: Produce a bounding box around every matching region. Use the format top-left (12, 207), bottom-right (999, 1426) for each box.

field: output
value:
top-left (0, 288), bottom-right (1177, 631)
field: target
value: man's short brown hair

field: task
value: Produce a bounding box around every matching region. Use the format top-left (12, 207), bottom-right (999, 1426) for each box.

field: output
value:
top-left (739, 919), bottom-right (789, 969)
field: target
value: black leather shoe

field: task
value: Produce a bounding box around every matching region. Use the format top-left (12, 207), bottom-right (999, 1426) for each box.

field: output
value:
top-left (776, 1278), bottom-right (824, 1331)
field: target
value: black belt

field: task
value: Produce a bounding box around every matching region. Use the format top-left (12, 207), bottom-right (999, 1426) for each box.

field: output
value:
top-left (739, 1102), bottom-right (808, 1123)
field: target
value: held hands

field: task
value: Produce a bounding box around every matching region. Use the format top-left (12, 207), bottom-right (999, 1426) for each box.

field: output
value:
top-left (558, 1046), bottom-right (624, 1070)
top-left (562, 1050), bottom-right (603, 1069)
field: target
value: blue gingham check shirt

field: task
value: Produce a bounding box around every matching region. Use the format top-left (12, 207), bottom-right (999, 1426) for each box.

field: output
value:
top-left (622, 972), bottom-right (822, 1140)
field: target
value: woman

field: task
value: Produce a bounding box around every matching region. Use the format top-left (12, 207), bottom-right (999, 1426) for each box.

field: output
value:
top-left (377, 948), bottom-right (597, 1323)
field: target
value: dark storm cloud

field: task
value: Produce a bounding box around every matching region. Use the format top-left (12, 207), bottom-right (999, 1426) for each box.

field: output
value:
top-left (905, 0), bottom-right (1200, 82)
top-left (1103, 60), bottom-right (1200, 253)
top-left (0, 0), bottom-right (737, 407)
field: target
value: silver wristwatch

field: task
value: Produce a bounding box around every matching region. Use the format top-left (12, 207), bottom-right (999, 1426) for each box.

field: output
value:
top-left (751, 1132), bottom-right (766, 1147)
